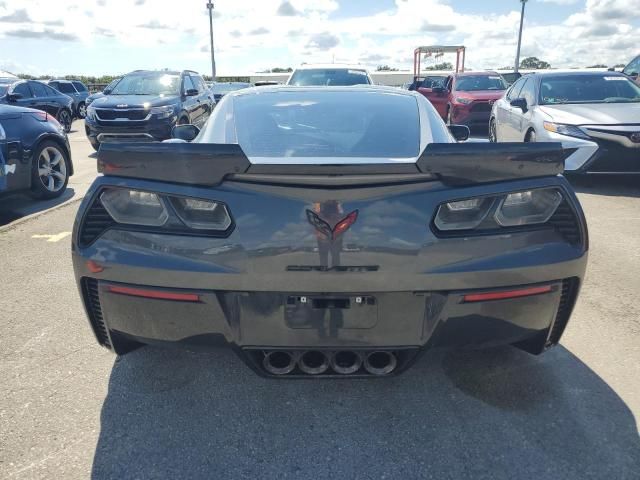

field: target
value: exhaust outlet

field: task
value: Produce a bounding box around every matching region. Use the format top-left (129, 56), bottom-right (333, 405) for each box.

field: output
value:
top-left (263, 350), bottom-right (296, 375)
top-left (330, 350), bottom-right (363, 375)
top-left (364, 351), bottom-right (397, 375)
top-left (298, 350), bottom-right (329, 375)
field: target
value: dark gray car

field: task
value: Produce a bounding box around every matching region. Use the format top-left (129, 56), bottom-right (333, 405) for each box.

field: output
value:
top-left (72, 86), bottom-right (588, 378)
top-left (48, 79), bottom-right (90, 118)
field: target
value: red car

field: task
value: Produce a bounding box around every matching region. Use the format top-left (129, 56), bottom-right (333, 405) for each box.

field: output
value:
top-left (418, 71), bottom-right (508, 128)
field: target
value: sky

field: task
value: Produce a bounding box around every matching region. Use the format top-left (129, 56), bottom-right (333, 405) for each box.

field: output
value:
top-left (0, 0), bottom-right (637, 77)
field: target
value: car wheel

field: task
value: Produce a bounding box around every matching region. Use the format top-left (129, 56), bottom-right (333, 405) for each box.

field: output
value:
top-left (77, 102), bottom-right (87, 119)
top-left (525, 129), bottom-right (536, 142)
top-left (30, 141), bottom-right (70, 199)
top-left (57, 109), bottom-right (72, 133)
top-left (489, 118), bottom-right (497, 142)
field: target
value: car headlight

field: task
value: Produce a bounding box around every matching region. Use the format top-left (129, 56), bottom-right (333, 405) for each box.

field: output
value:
top-left (151, 105), bottom-right (176, 119)
top-left (98, 188), bottom-right (232, 233)
top-left (455, 97), bottom-right (473, 104)
top-left (543, 122), bottom-right (590, 140)
top-left (86, 105), bottom-right (96, 120)
top-left (434, 188), bottom-right (563, 232)
top-left (100, 189), bottom-right (168, 227)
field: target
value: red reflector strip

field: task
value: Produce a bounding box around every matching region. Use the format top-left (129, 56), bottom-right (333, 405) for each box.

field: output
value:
top-left (463, 285), bottom-right (552, 303)
top-left (107, 285), bottom-right (200, 302)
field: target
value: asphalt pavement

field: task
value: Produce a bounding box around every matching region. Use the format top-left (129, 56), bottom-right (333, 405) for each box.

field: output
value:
top-left (0, 124), bottom-right (639, 479)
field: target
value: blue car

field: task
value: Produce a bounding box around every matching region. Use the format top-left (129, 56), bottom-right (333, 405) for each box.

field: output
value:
top-left (84, 70), bottom-right (214, 151)
top-left (0, 104), bottom-right (73, 198)
top-left (47, 79), bottom-right (90, 119)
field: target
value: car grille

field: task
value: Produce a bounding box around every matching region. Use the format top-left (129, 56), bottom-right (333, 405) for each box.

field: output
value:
top-left (470, 102), bottom-right (492, 113)
top-left (81, 278), bottom-right (111, 348)
top-left (95, 108), bottom-right (148, 121)
top-left (587, 139), bottom-right (640, 172)
top-left (79, 196), bottom-right (115, 247)
top-left (546, 277), bottom-right (580, 347)
top-left (548, 200), bottom-right (583, 246)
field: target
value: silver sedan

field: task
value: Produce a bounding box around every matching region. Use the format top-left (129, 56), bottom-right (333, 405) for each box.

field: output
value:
top-left (490, 71), bottom-right (640, 173)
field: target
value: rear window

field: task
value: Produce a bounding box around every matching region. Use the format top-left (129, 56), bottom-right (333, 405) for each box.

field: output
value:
top-left (55, 82), bottom-right (77, 94)
top-left (288, 69), bottom-right (371, 86)
top-left (72, 81), bottom-right (88, 92)
top-left (234, 90), bottom-right (420, 158)
top-left (455, 75), bottom-right (507, 91)
top-left (539, 74), bottom-right (640, 104)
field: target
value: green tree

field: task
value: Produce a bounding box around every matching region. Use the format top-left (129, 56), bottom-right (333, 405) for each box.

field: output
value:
top-left (425, 62), bottom-right (453, 71)
top-left (376, 65), bottom-right (398, 71)
top-left (519, 57), bottom-right (551, 69)
top-left (586, 64), bottom-right (608, 68)
top-left (613, 63), bottom-right (626, 68)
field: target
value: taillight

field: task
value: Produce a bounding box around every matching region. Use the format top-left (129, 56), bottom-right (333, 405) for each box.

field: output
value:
top-left (28, 111), bottom-right (62, 129)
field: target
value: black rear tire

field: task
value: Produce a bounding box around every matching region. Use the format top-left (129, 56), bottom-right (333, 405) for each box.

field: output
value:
top-left (57, 109), bottom-right (72, 133)
top-left (77, 102), bottom-right (87, 119)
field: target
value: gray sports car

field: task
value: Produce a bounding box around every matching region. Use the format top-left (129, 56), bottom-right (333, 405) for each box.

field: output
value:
top-left (72, 86), bottom-right (588, 377)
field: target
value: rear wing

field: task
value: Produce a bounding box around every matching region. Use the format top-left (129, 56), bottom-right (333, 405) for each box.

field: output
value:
top-left (97, 142), bottom-right (566, 186)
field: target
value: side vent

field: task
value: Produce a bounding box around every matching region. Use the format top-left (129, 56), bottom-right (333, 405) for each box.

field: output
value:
top-left (81, 278), bottom-right (111, 349)
top-left (548, 201), bottom-right (582, 245)
top-left (546, 277), bottom-right (580, 347)
top-left (79, 196), bottom-right (115, 247)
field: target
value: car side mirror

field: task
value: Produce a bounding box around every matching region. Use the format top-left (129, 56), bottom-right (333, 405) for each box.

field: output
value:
top-left (6, 92), bottom-right (22, 102)
top-left (448, 124), bottom-right (470, 142)
top-left (510, 97), bottom-right (528, 112)
top-left (630, 71), bottom-right (639, 78)
top-left (185, 88), bottom-right (199, 97)
top-left (171, 124), bottom-right (200, 142)
top-left (607, 67), bottom-right (615, 72)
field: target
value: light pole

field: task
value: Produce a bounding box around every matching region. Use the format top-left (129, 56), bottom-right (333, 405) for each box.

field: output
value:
top-left (514, 0), bottom-right (527, 72)
top-left (206, 1), bottom-right (216, 81)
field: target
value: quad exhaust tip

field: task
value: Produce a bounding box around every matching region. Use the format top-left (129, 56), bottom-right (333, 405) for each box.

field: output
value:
top-left (263, 350), bottom-right (296, 375)
top-left (260, 349), bottom-right (398, 376)
top-left (330, 350), bottom-right (364, 375)
top-left (298, 350), bottom-right (330, 375)
top-left (363, 351), bottom-right (397, 375)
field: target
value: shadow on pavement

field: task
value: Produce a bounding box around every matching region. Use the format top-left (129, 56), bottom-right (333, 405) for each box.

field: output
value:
top-left (92, 345), bottom-right (639, 479)
top-left (568, 174), bottom-right (640, 198)
top-left (0, 188), bottom-right (77, 227)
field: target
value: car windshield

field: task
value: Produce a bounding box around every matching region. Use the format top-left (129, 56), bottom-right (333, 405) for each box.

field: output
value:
top-left (233, 90), bottom-right (419, 158)
top-left (288, 69), bottom-right (371, 86)
top-left (539, 74), bottom-right (640, 104)
top-left (110, 73), bottom-right (180, 95)
top-left (455, 75), bottom-right (507, 91)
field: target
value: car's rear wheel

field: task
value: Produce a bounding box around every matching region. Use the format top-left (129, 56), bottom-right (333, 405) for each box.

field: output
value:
top-left (77, 102), bottom-right (87, 119)
top-left (57, 109), bottom-right (72, 133)
top-left (30, 141), bottom-right (70, 199)
top-left (489, 118), bottom-right (497, 142)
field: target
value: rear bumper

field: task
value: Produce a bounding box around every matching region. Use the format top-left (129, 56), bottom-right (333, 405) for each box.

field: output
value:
top-left (76, 275), bottom-right (581, 376)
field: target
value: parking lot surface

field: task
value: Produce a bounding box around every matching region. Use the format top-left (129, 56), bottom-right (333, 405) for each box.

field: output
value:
top-left (1, 131), bottom-right (639, 479)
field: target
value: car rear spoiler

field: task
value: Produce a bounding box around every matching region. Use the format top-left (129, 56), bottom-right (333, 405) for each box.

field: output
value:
top-left (97, 141), bottom-right (567, 186)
